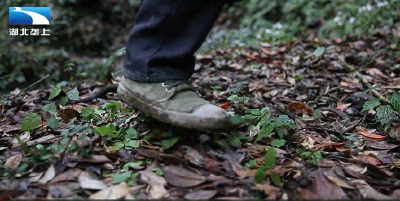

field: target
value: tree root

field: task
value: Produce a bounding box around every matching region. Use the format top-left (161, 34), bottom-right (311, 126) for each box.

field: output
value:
top-left (41, 84), bottom-right (118, 105)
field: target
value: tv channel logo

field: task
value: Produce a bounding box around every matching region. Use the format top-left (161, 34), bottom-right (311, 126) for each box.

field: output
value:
top-left (9, 7), bottom-right (50, 25)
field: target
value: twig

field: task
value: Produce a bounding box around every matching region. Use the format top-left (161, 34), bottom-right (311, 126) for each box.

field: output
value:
top-left (22, 74), bottom-right (50, 93)
top-left (338, 56), bottom-right (389, 104)
top-left (60, 137), bottom-right (72, 164)
top-left (12, 74), bottom-right (50, 99)
top-left (340, 113), bottom-right (367, 135)
top-left (41, 84), bottom-right (118, 105)
top-left (275, 104), bottom-right (297, 120)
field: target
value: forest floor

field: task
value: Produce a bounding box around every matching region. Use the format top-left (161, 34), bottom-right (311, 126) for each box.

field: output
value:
top-left (1, 32), bottom-right (400, 199)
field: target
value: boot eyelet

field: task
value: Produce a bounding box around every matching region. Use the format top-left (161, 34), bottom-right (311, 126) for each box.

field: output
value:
top-left (161, 83), bottom-right (167, 87)
top-left (165, 88), bottom-right (171, 92)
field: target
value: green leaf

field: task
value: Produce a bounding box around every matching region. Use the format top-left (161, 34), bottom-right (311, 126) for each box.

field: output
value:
top-left (245, 109), bottom-right (262, 116)
top-left (255, 166), bottom-right (267, 182)
top-left (123, 161), bottom-right (143, 169)
top-left (390, 94), bottom-right (400, 113)
top-left (272, 139), bottom-right (286, 147)
top-left (125, 128), bottom-right (138, 140)
top-left (313, 151), bottom-right (322, 159)
top-left (114, 141), bottom-right (125, 150)
top-left (229, 115), bottom-right (245, 125)
top-left (162, 137), bottom-right (180, 150)
top-left (255, 123), bottom-right (274, 143)
top-left (264, 147), bottom-right (276, 169)
top-left (105, 101), bottom-right (121, 115)
top-left (113, 171), bottom-right (132, 184)
top-left (362, 98), bottom-right (381, 112)
top-left (277, 128), bottom-right (287, 139)
top-left (228, 136), bottom-right (242, 148)
top-left (59, 96), bottom-right (68, 106)
top-left (274, 115), bottom-right (288, 128)
top-left (46, 118), bottom-right (59, 130)
top-left (21, 113), bottom-right (41, 131)
top-left (344, 136), bottom-right (360, 142)
top-left (96, 124), bottom-right (116, 136)
top-left (125, 140), bottom-right (140, 148)
top-left (327, 45), bottom-right (335, 50)
top-left (81, 107), bottom-right (95, 121)
top-left (376, 105), bottom-right (393, 126)
top-left (271, 173), bottom-right (281, 187)
top-left (152, 168), bottom-right (163, 176)
top-left (227, 95), bottom-right (240, 101)
top-left (313, 47), bottom-right (326, 57)
top-left (66, 87), bottom-right (79, 101)
top-left (48, 84), bottom-right (62, 100)
top-left (300, 151), bottom-right (312, 159)
top-left (244, 160), bottom-right (257, 168)
top-left (363, 85), bottom-right (380, 94)
top-left (17, 163), bottom-right (29, 173)
top-left (313, 109), bottom-right (321, 120)
top-left (43, 103), bottom-right (57, 113)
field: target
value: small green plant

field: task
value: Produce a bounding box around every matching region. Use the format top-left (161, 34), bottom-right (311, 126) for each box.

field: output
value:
top-left (254, 113), bottom-right (296, 145)
top-left (255, 147), bottom-right (281, 187)
top-left (361, 93), bottom-right (400, 131)
top-left (298, 149), bottom-right (323, 166)
top-left (161, 131), bottom-right (180, 150)
top-left (227, 94), bottom-right (251, 113)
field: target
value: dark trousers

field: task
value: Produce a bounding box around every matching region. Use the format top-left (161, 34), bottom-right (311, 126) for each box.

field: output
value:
top-left (122, 0), bottom-right (226, 83)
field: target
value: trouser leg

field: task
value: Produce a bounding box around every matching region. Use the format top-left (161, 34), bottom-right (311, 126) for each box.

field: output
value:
top-left (122, 0), bottom-right (226, 83)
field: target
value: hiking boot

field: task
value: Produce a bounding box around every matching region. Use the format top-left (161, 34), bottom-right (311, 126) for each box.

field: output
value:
top-left (117, 76), bottom-right (230, 131)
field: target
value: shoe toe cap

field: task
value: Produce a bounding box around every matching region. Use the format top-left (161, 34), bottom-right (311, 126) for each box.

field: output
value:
top-left (192, 104), bottom-right (230, 128)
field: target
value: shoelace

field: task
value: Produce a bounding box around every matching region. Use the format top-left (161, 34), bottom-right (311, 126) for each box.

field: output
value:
top-left (161, 80), bottom-right (201, 95)
top-left (162, 80), bottom-right (189, 91)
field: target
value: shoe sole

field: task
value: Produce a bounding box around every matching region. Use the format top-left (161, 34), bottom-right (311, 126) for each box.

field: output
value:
top-left (117, 81), bottom-right (229, 132)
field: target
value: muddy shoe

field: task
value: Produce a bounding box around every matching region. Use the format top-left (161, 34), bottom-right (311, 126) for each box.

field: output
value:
top-left (117, 76), bottom-right (230, 131)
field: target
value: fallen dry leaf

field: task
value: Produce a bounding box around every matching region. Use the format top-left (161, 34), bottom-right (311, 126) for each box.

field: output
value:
top-left (66, 155), bottom-right (112, 163)
top-left (366, 68), bottom-right (388, 78)
top-left (368, 141), bottom-right (398, 150)
top-left (89, 184), bottom-right (137, 199)
top-left (219, 101), bottom-right (229, 110)
top-left (50, 168), bottom-right (83, 184)
top-left (139, 171), bottom-right (169, 199)
top-left (4, 153), bottom-right (22, 169)
top-left (288, 102), bottom-right (313, 115)
top-left (325, 175), bottom-right (357, 189)
top-left (352, 179), bottom-right (391, 199)
top-left (390, 189), bottom-right (400, 199)
top-left (184, 190), bottom-right (218, 200)
top-left (233, 168), bottom-right (257, 178)
top-left (300, 189), bottom-right (319, 200)
top-left (256, 183), bottom-right (280, 195)
top-left (38, 164), bottom-right (56, 184)
top-left (78, 171), bottom-right (107, 190)
top-left (11, 131), bottom-right (30, 146)
top-left (313, 169), bottom-right (349, 199)
top-left (354, 154), bottom-right (382, 165)
top-left (388, 124), bottom-right (400, 140)
top-left (359, 131), bottom-right (386, 139)
top-left (48, 184), bottom-right (75, 198)
top-left (163, 165), bottom-right (206, 187)
top-left (335, 103), bottom-right (351, 110)
top-left (58, 108), bottom-right (79, 121)
top-left (28, 172), bottom-right (44, 183)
